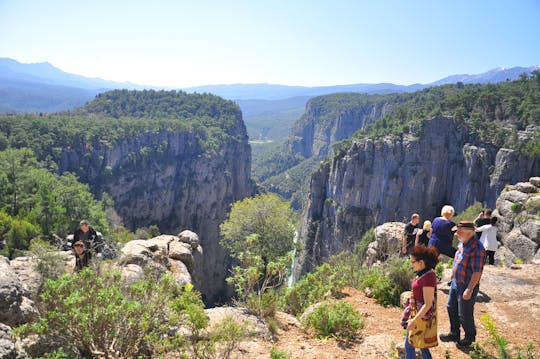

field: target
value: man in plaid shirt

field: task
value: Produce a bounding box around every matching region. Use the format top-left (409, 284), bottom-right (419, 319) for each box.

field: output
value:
top-left (440, 221), bottom-right (485, 348)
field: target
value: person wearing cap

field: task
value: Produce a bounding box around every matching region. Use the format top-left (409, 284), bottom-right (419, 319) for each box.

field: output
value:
top-left (440, 221), bottom-right (485, 348)
top-left (72, 220), bottom-right (103, 254)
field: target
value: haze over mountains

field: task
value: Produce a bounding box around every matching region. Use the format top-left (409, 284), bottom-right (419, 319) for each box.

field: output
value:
top-left (1, 57), bottom-right (539, 109)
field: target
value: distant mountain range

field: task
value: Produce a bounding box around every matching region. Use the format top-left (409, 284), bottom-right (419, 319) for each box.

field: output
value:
top-left (0, 56), bottom-right (539, 113)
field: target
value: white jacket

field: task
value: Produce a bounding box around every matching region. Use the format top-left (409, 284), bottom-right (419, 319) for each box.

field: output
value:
top-left (477, 224), bottom-right (498, 251)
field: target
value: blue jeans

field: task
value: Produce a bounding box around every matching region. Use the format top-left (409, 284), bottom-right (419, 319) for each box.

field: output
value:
top-left (404, 333), bottom-right (432, 359)
top-left (447, 279), bottom-right (479, 341)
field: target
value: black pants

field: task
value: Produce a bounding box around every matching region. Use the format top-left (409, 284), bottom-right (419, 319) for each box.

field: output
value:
top-left (485, 250), bottom-right (495, 265)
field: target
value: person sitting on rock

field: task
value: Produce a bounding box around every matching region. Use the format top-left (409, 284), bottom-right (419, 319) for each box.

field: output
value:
top-left (73, 240), bottom-right (92, 272)
top-left (428, 205), bottom-right (457, 258)
top-left (476, 216), bottom-right (498, 265)
top-left (72, 220), bottom-right (103, 255)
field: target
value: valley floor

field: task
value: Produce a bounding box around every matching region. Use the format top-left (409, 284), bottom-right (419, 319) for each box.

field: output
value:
top-left (232, 264), bottom-right (540, 358)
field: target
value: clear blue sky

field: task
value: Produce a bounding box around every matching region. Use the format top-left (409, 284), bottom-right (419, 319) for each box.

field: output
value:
top-left (1, 0), bottom-right (539, 87)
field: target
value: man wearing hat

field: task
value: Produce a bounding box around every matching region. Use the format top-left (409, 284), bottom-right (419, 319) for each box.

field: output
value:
top-left (440, 221), bottom-right (485, 348)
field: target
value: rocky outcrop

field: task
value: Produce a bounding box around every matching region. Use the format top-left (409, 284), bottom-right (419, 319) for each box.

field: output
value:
top-left (493, 177), bottom-right (540, 263)
top-left (117, 232), bottom-right (203, 286)
top-left (55, 115), bottom-right (254, 304)
top-left (0, 257), bottom-right (38, 328)
top-left (0, 323), bottom-right (28, 359)
top-left (289, 94), bottom-right (398, 159)
top-left (296, 116), bottom-right (540, 276)
top-left (365, 222), bottom-right (405, 266)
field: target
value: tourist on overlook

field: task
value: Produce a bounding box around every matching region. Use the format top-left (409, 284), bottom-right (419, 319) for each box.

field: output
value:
top-left (428, 205), bottom-right (457, 258)
top-left (72, 219), bottom-right (103, 255)
top-left (476, 216), bottom-right (498, 265)
top-left (72, 240), bottom-right (92, 272)
top-left (415, 220), bottom-right (432, 247)
top-left (474, 208), bottom-right (492, 241)
top-left (403, 213), bottom-right (421, 255)
top-left (401, 244), bottom-right (439, 359)
top-left (440, 221), bottom-right (485, 349)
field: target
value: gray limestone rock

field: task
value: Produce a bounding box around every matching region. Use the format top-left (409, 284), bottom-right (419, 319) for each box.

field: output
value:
top-left (118, 240), bottom-right (155, 267)
top-left (529, 177), bottom-right (540, 187)
top-left (296, 116), bottom-right (540, 275)
top-left (121, 264), bottom-right (144, 283)
top-left (0, 259), bottom-right (23, 326)
top-left (169, 241), bottom-right (194, 270)
top-left (503, 229), bottom-right (538, 263)
top-left (0, 323), bottom-right (28, 359)
top-left (494, 246), bottom-right (518, 268)
top-left (178, 230), bottom-right (200, 249)
top-left (509, 182), bottom-right (538, 194)
top-left (169, 259), bottom-right (192, 285)
top-left (9, 257), bottom-right (42, 301)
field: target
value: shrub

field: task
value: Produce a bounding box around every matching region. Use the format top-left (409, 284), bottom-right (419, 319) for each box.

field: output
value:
top-left (453, 201), bottom-right (484, 224)
top-left (469, 314), bottom-right (540, 359)
top-left (16, 268), bottom-right (208, 358)
top-left (281, 263), bottom-right (346, 316)
top-left (28, 238), bottom-right (66, 282)
top-left (270, 347), bottom-right (292, 359)
top-left (302, 300), bottom-right (363, 343)
top-left (360, 257), bottom-right (414, 306)
top-left (511, 202), bottom-right (524, 213)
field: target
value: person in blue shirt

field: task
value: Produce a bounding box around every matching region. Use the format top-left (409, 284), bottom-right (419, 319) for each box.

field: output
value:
top-left (428, 205), bottom-right (457, 258)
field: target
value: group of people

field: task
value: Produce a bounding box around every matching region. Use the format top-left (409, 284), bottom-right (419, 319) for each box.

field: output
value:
top-left (401, 206), bottom-right (499, 358)
top-left (70, 219), bottom-right (103, 271)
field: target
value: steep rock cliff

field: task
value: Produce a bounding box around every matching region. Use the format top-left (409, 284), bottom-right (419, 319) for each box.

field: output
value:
top-left (289, 94), bottom-right (397, 159)
top-left (295, 116), bottom-right (540, 277)
top-left (56, 125), bottom-right (252, 303)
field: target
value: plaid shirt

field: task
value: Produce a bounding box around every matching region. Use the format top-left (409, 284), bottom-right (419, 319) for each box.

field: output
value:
top-left (452, 238), bottom-right (485, 284)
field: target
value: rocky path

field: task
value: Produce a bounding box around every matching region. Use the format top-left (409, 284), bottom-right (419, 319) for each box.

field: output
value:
top-left (233, 264), bottom-right (540, 358)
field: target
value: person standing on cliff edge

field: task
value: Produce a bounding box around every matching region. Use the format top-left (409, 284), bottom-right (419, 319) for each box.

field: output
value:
top-left (428, 205), bottom-right (457, 258)
top-left (403, 213), bottom-right (421, 254)
top-left (440, 221), bottom-right (485, 349)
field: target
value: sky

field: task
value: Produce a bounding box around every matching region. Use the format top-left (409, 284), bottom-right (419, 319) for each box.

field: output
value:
top-left (1, 0), bottom-right (539, 88)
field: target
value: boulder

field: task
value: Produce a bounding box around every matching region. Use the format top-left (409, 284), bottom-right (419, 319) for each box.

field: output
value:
top-left (518, 214), bottom-right (540, 244)
top-left (494, 246), bottom-right (518, 267)
top-left (0, 258), bottom-right (23, 326)
top-left (118, 240), bottom-right (155, 267)
top-left (169, 259), bottom-right (192, 285)
top-left (147, 235), bottom-right (177, 252)
top-left (529, 177), bottom-right (540, 188)
top-left (205, 306), bottom-right (269, 338)
top-left (178, 230), bottom-right (200, 250)
top-left (533, 248), bottom-right (540, 265)
top-left (0, 323), bottom-right (28, 359)
top-left (121, 264), bottom-right (144, 283)
top-left (503, 229), bottom-right (538, 263)
top-left (169, 241), bottom-right (194, 269)
top-left (366, 222), bottom-right (405, 265)
top-left (9, 257), bottom-right (42, 301)
top-left (509, 182), bottom-right (538, 194)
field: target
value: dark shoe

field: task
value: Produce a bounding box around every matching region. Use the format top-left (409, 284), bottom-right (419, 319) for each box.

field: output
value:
top-left (440, 333), bottom-right (459, 342)
top-left (457, 339), bottom-right (474, 348)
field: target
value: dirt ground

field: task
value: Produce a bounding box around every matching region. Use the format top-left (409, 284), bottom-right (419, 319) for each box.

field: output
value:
top-left (232, 264), bottom-right (540, 358)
